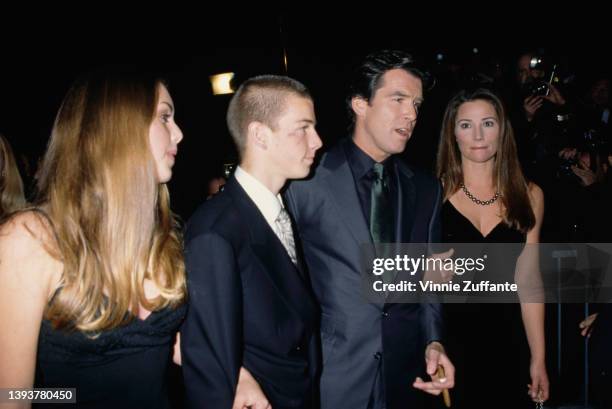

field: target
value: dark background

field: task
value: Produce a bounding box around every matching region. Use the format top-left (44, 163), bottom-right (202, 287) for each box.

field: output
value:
top-left (2, 15), bottom-right (610, 220)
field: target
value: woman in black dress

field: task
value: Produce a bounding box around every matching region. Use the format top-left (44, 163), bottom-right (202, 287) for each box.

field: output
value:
top-left (0, 72), bottom-right (186, 409)
top-left (436, 88), bottom-right (549, 408)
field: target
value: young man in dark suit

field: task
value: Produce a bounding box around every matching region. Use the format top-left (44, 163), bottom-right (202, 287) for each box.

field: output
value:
top-left (181, 75), bottom-right (322, 409)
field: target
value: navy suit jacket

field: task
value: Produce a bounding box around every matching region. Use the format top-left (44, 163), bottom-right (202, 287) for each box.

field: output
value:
top-left (285, 138), bottom-right (444, 409)
top-left (181, 176), bottom-right (318, 409)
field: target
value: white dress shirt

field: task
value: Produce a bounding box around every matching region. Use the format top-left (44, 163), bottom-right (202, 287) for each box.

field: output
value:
top-left (234, 166), bottom-right (286, 240)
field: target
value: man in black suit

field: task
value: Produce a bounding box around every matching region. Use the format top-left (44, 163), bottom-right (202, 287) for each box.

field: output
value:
top-left (285, 50), bottom-right (455, 409)
top-left (181, 75), bottom-right (322, 409)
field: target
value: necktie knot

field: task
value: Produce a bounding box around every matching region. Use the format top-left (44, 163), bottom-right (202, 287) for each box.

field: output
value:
top-left (372, 162), bottom-right (386, 181)
top-left (276, 207), bottom-right (291, 225)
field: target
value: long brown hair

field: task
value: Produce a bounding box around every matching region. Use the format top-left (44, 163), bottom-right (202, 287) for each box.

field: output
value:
top-left (37, 72), bottom-right (186, 332)
top-left (436, 88), bottom-right (535, 233)
top-left (0, 133), bottom-right (26, 217)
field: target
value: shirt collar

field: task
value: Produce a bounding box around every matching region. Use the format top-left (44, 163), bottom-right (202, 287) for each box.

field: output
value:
top-left (345, 138), bottom-right (395, 179)
top-left (234, 166), bottom-right (284, 226)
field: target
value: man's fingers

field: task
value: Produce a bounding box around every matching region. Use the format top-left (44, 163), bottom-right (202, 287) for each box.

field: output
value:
top-left (231, 398), bottom-right (244, 409)
top-left (425, 348), bottom-right (441, 374)
top-left (559, 148), bottom-right (577, 160)
top-left (253, 401), bottom-right (271, 409)
top-left (427, 357), bottom-right (439, 375)
top-left (414, 380), bottom-right (442, 395)
top-left (234, 394), bottom-right (271, 409)
top-left (413, 377), bottom-right (444, 395)
top-left (432, 248), bottom-right (454, 259)
top-left (441, 270), bottom-right (454, 282)
top-left (526, 96), bottom-right (543, 106)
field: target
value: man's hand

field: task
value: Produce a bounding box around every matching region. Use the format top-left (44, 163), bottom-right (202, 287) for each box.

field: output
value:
top-left (558, 147), bottom-right (577, 160)
top-left (413, 342), bottom-right (455, 395)
top-left (572, 160), bottom-right (597, 186)
top-left (423, 248), bottom-right (454, 283)
top-left (524, 95), bottom-right (544, 122)
top-left (543, 83), bottom-right (566, 106)
top-left (233, 367), bottom-right (271, 409)
top-left (579, 313), bottom-right (599, 337)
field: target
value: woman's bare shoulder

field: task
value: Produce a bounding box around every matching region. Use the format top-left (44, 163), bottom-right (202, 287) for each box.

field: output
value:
top-left (0, 210), bottom-right (62, 295)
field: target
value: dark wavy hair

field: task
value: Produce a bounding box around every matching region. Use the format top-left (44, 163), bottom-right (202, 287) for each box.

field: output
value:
top-left (346, 49), bottom-right (433, 127)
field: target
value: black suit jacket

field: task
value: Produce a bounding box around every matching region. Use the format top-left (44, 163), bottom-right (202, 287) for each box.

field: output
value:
top-left (181, 176), bottom-right (318, 409)
top-left (285, 138), bottom-right (444, 409)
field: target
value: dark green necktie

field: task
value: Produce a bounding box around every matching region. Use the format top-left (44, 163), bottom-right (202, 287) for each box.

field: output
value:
top-left (370, 163), bottom-right (394, 287)
top-left (370, 162), bottom-right (393, 244)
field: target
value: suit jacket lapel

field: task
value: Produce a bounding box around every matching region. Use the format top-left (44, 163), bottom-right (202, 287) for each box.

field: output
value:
top-left (396, 161), bottom-right (416, 243)
top-left (250, 238), bottom-right (315, 326)
top-left (320, 140), bottom-right (387, 306)
top-left (321, 141), bottom-right (372, 247)
top-left (384, 161), bottom-right (419, 304)
top-left (226, 178), bottom-right (315, 325)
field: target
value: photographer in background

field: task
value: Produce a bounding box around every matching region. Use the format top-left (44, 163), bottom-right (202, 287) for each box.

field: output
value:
top-left (555, 146), bottom-right (612, 239)
top-left (518, 53), bottom-right (567, 122)
top-left (554, 76), bottom-right (611, 242)
top-left (555, 147), bottom-right (610, 241)
top-left (511, 51), bottom-right (576, 189)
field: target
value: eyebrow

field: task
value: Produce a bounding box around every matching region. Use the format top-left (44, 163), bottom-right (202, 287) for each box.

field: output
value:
top-left (296, 119), bottom-right (316, 126)
top-left (388, 91), bottom-right (424, 101)
top-left (160, 101), bottom-right (174, 113)
top-left (456, 116), bottom-right (497, 122)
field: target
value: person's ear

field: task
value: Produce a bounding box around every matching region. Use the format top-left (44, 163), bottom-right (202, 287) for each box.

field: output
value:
top-left (351, 96), bottom-right (369, 118)
top-left (247, 121), bottom-right (270, 150)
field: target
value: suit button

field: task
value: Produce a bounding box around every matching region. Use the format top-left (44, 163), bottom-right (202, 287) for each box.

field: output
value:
top-left (374, 352), bottom-right (382, 360)
top-left (295, 346), bottom-right (301, 352)
top-left (382, 312), bottom-right (389, 317)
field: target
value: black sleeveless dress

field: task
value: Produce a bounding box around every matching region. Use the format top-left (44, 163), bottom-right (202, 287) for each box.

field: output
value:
top-left (34, 304), bottom-right (186, 409)
top-left (441, 201), bottom-right (533, 409)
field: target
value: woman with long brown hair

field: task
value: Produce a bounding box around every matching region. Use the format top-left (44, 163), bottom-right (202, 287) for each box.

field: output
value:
top-left (436, 88), bottom-right (549, 408)
top-left (0, 71), bottom-right (185, 408)
top-left (0, 133), bottom-right (26, 217)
